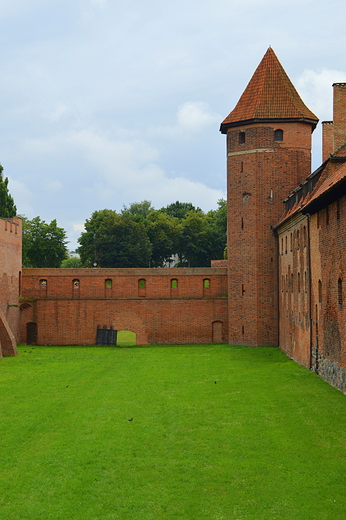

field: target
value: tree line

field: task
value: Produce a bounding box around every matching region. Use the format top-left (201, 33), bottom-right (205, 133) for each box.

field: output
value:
top-left (0, 166), bottom-right (226, 268)
top-left (77, 200), bottom-right (226, 268)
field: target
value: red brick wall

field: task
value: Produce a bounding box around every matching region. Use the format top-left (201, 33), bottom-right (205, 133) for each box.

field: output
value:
top-left (310, 195), bottom-right (346, 391)
top-left (277, 214), bottom-right (311, 367)
top-left (322, 121), bottom-right (334, 162)
top-left (0, 217), bottom-right (22, 356)
top-left (333, 83), bottom-right (346, 151)
top-left (20, 268), bottom-right (228, 345)
top-left (226, 122), bottom-right (313, 347)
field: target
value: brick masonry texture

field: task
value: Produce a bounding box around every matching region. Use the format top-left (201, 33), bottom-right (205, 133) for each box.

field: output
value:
top-left (0, 217), bottom-right (21, 357)
top-left (1, 49), bottom-right (346, 396)
top-left (20, 268), bottom-right (228, 345)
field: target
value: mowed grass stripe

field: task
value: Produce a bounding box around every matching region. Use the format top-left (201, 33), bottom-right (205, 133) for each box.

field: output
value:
top-left (0, 345), bottom-right (345, 519)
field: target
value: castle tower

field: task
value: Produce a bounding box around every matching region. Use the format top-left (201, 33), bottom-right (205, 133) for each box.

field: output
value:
top-left (220, 48), bottom-right (318, 347)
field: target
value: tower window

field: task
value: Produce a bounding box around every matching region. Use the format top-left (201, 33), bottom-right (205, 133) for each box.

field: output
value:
top-left (338, 278), bottom-right (343, 307)
top-left (239, 132), bottom-right (246, 144)
top-left (274, 129), bottom-right (283, 141)
top-left (318, 280), bottom-right (322, 303)
top-left (203, 279), bottom-right (210, 289)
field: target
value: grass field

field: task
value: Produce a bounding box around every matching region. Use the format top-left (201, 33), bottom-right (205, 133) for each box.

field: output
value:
top-left (0, 344), bottom-right (346, 519)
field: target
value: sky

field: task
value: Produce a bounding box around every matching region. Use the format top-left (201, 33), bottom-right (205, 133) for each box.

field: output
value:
top-left (1, 0), bottom-right (346, 250)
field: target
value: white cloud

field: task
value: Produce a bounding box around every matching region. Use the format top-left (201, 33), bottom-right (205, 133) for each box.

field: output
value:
top-left (177, 102), bottom-right (220, 130)
top-left (296, 68), bottom-right (346, 121)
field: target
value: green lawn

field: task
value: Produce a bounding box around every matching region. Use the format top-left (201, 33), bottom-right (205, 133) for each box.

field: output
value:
top-left (0, 344), bottom-right (345, 519)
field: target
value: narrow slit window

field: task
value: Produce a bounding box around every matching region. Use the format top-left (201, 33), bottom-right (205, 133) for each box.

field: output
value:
top-left (239, 131), bottom-right (245, 144)
top-left (318, 280), bottom-right (322, 303)
top-left (338, 278), bottom-right (343, 307)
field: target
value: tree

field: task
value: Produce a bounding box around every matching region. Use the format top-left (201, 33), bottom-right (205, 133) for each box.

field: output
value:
top-left (61, 256), bottom-right (82, 268)
top-left (145, 211), bottom-right (181, 267)
top-left (0, 165), bottom-right (16, 218)
top-left (77, 210), bottom-right (152, 268)
top-left (180, 210), bottom-right (210, 267)
top-left (161, 201), bottom-right (202, 220)
top-left (22, 216), bottom-right (69, 268)
top-left (121, 200), bottom-right (154, 222)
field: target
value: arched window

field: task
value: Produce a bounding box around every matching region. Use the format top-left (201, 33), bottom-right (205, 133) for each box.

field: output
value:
top-left (40, 279), bottom-right (47, 296)
top-left (105, 279), bottom-right (112, 289)
top-left (338, 278), bottom-right (343, 307)
top-left (274, 129), bottom-right (283, 141)
top-left (239, 131), bottom-right (245, 144)
top-left (203, 279), bottom-right (210, 289)
top-left (170, 278), bottom-right (178, 297)
top-left (72, 279), bottom-right (80, 298)
top-left (138, 278), bottom-right (146, 297)
top-left (303, 226), bottom-right (307, 247)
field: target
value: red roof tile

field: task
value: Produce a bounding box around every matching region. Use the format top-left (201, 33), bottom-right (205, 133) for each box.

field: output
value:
top-left (306, 161), bottom-right (346, 207)
top-left (220, 48), bottom-right (318, 133)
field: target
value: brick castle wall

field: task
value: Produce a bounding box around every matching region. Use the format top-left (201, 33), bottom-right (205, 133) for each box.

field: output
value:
top-left (0, 217), bottom-right (22, 356)
top-left (21, 268), bottom-right (228, 345)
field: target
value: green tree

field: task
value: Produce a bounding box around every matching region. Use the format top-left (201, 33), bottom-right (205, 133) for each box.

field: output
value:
top-left (180, 210), bottom-right (210, 267)
top-left (61, 256), bottom-right (82, 268)
top-left (121, 200), bottom-right (154, 222)
top-left (77, 210), bottom-right (152, 268)
top-left (161, 201), bottom-right (202, 220)
top-left (77, 209), bottom-right (117, 266)
top-left (0, 165), bottom-right (16, 218)
top-left (206, 198), bottom-right (227, 260)
top-left (22, 216), bottom-right (68, 267)
top-left (146, 211), bottom-right (181, 267)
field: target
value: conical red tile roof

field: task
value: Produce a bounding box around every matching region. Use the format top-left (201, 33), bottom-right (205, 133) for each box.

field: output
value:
top-left (220, 48), bottom-right (318, 133)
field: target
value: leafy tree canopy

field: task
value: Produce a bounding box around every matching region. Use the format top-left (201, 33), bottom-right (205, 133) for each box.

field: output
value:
top-left (161, 201), bottom-right (202, 220)
top-left (0, 165), bottom-right (17, 218)
top-left (77, 199), bottom-right (227, 268)
top-left (61, 256), bottom-right (83, 268)
top-left (22, 216), bottom-right (68, 268)
top-left (77, 209), bottom-right (152, 268)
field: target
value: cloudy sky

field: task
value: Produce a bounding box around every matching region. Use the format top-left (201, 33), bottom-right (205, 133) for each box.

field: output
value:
top-left (1, 0), bottom-right (346, 250)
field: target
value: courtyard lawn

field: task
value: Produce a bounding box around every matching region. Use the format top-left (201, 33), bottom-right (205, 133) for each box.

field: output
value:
top-left (0, 345), bottom-right (346, 520)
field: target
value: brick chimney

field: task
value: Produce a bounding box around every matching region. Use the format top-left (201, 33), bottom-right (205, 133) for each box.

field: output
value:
top-left (322, 121), bottom-right (334, 162)
top-left (333, 83), bottom-right (346, 152)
